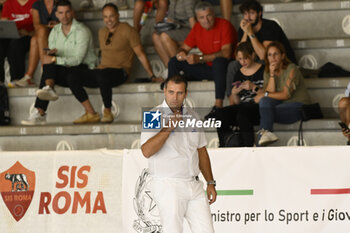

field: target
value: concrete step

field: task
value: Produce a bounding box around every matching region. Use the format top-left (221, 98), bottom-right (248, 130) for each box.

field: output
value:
top-left (7, 78), bottom-right (350, 125)
top-left (0, 118), bottom-right (347, 151)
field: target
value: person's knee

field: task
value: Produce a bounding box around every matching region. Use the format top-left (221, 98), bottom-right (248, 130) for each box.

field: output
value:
top-left (152, 32), bottom-right (160, 43)
top-left (259, 97), bottom-right (273, 107)
top-left (339, 97), bottom-right (350, 109)
top-left (36, 25), bottom-right (49, 37)
top-left (160, 32), bottom-right (171, 43)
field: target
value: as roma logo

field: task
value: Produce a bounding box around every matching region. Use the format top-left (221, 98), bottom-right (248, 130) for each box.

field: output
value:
top-left (0, 161), bottom-right (35, 221)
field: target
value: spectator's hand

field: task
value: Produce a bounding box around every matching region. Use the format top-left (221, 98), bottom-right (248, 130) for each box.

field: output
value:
top-left (151, 76), bottom-right (164, 83)
top-left (47, 21), bottom-right (58, 28)
top-left (46, 48), bottom-right (57, 56)
top-left (176, 51), bottom-right (187, 61)
top-left (207, 184), bottom-right (217, 205)
top-left (231, 85), bottom-right (243, 95)
top-left (240, 19), bottom-right (253, 35)
top-left (42, 55), bottom-right (55, 65)
top-left (254, 91), bottom-right (264, 103)
top-left (185, 54), bottom-right (199, 65)
top-left (342, 128), bottom-right (350, 140)
top-left (269, 62), bottom-right (278, 76)
top-left (18, 29), bottom-right (30, 37)
top-left (241, 80), bottom-right (254, 91)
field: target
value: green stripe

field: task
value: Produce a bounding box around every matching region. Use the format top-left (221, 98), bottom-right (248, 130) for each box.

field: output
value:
top-left (216, 190), bottom-right (254, 196)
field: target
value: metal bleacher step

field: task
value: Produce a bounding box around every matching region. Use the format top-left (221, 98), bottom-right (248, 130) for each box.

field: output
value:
top-left (0, 118), bottom-right (347, 151)
top-left (8, 78), bottom-right (349, 125)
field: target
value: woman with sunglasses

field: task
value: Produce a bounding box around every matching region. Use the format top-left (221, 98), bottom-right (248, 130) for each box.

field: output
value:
top-left (68, 3), bottom-right (161, 124)
top-left (255, 41), bottom-right (311, 146)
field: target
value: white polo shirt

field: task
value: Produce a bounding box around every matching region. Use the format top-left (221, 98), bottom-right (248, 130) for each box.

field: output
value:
top-left (140, 100), bottom-right (207, 179)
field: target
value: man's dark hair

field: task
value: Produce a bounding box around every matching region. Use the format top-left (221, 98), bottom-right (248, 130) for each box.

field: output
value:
top-left (163, 75), bottom-right (188, 92)
top-left (239, 0), bottom-right (263, 18)
top-left (56, 0), bottom-right (72, 8)
top-left (102, 3), bottom-right (119, 14)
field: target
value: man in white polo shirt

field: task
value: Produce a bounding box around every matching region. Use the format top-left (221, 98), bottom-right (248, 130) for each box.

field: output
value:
top-left (140, 75), bottom-right (217, 233)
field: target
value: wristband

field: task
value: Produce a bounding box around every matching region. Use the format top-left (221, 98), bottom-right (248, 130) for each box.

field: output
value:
top-left (207, 180), bottom-right (216, 186)
top-left (264, 91), bottom-right (269, 97)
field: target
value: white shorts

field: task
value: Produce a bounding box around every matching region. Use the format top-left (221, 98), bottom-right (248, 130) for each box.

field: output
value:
top-left (151, 177), bottom-right (214, 233)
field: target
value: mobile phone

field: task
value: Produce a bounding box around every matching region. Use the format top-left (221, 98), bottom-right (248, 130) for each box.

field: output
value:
top-left (339, 122), bottom-right (350, 131)
top-left (232, 81), bottom-right (241, 88)
top-left (43, 48), bottom-right (50, 51)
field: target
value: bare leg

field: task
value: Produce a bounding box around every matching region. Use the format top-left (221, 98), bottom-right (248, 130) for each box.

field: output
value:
top-left (220, 0), bottom-right (232, 22)
top-left (25, 35), bottom-right (40, 77)
top-left (133, 0), bottom-right (145, 32)
top-left (215, 99), bottom-right (223, 108)
top-left (81, 99), bottom-right (96, 114)
top-left (154, 0), bottom-right (168, 23)
top-left (36, 25), bottom-right (50, 62)
top-left (153, 33), bottom-right (172, 67)
top-left (338, 97), bottom-right (350, 140)
top-left (160, 32), bottom-right (178, 60)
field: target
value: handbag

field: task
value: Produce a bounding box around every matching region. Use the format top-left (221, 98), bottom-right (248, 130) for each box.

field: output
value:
top-left (298, 103), bottom-right (323, 145)
top-left (223, 126), bottom-right (242, 147)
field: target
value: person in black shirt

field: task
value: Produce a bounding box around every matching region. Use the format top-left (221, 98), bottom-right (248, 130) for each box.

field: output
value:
top-left (216, 41), bottom-right (264, 147)
top-left (226, 0), bottom-right (296, 97)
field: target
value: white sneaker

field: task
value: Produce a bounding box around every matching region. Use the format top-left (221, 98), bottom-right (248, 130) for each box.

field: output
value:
top-left (258, 129), bottom-right (278, 146)
top-left (21, 109), bottom-right (47, 125)
top-left (16, 74), bottom-right (35, 87)
top-left (36, 85), bottom-right (58, 101)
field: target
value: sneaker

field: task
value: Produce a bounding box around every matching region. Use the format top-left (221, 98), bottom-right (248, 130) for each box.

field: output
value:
top-left (7, 81), bottom-right (17, 88)
top-left (73, 112), bottom-right (100, 124)
top-left (101, 111), bottom-right (114, 123)
top-left (204, 106), bottom-right (221, 120)
top-left (16, 75), bottom-right (35, 87)
top-left (36, 85), bottom-right (58, 101)
top-left (257, 129), bottom-right (278, 146)
top-left (21, 109), bottom-right (46, 125)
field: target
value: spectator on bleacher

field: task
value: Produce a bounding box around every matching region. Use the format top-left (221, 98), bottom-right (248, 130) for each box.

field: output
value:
top-left (0, 0), bottom-right (36, 86)
top-left (152, 0), bottom-right (197, 70)
top-left (133, 0), bottom-right (168, 32)
top-left (168, 1), bottom-right (237, 119)
top-left (215, 41), bottom-right (263, 147)
top-left (338, 82), bottom-right (350, 145)
top-left (21, 0), bottom-right (97, 125)
top-left (226, 0), bottom-right (296, 98)
top-left (67, 3), bottom-right (162, 124)
top-left (255, 42), bottom-right (310, 146)
top-left (15, 0), bottom-right (58, 87)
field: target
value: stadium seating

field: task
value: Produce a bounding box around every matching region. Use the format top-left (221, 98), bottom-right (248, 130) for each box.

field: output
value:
top-left (1, 0), bottom-right (349, 151)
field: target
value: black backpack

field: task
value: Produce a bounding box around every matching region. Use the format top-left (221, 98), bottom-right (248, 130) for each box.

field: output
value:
top-left (0, 84), bottom-right (10, 125)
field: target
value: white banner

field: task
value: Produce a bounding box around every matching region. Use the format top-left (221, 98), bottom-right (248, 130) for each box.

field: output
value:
top-left (0, 149), bottom-right (123, 233)
top-left (122, 147), bottom-right (350, 233)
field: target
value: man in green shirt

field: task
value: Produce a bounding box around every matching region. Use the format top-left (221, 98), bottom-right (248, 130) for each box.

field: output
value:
top-left (22, 0), bottom-right (98, 125)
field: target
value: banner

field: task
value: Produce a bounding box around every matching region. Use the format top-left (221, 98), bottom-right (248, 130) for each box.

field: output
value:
top-left (122, 147), bottom-right (350, 233)
top-left (0, 149), bottom-right (123, 233)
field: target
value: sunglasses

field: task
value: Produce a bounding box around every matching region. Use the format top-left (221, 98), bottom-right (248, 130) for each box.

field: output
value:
top-left (105, 32), bottom-right (113, 45)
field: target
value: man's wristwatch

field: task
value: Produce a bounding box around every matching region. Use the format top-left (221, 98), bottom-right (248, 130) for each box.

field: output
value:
top-left (199, 55), bottom-right (204, 63)
top-left (207, 180), bottom-right (216, 186)
top-left (264, 91), bottom-right (269, 97)
top-left (249, 34), bottom-right (256, 39)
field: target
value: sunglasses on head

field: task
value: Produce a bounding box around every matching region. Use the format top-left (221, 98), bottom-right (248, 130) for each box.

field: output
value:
top-left (105, 32), bottom-right (113, 45)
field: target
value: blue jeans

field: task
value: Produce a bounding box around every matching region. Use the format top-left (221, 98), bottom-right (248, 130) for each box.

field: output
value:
top-left (168, 56), bottom-right (229, 99)
top-left (259, 97), bottom-right (303, 131)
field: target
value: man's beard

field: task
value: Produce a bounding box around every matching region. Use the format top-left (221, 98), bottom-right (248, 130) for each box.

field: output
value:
top-left (251, 18), bottom-right (259, 27)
